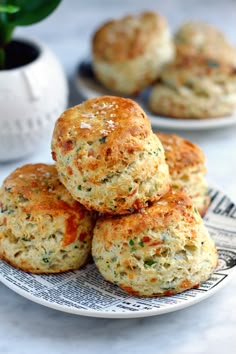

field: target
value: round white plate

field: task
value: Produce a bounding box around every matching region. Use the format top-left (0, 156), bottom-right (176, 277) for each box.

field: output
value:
top-left (75, 60), bottom-right (236, 131)
top-left (0, 185), bottom-right (236, 318)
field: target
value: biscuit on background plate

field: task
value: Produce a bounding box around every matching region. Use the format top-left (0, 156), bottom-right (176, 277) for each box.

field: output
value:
top-left (174, 21), bottom-right (236, 66)
top-left (92, 11), bottom-right (174, 95)
top-left (0, 164), bottom-right (95, 273)
top-left (149, 59), bottom-right (236, 118)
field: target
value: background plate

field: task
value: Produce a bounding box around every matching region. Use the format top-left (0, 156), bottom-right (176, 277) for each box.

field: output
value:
top-left (0, 185), bottom-right (236, 318)
top-left (75, 60), bottom-right (236, 131)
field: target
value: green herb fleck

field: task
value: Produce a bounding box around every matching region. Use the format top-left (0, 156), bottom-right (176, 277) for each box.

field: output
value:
top-left (42, 257), bottom-right (49, 263)
top-left (128, 187), bottom-right (132, 191)
top-left (99, 136), bottom-right (107, 144)
top-left (144, 260), bottom-right (157, 266)
top-left (22, 237), bottom-right (30, 242)
top-left (129, 239), bottom-right (134, 246)
top-left (74, 245), bottom-right (78, 249)
top-left (139, 241), bottom-right (144, 247)
top-left (18, 194), bottom-right (29, 202)
top-left (77, 185), bottom-right (82, 191)
top-left (207, 60), bottom-right (219, 68)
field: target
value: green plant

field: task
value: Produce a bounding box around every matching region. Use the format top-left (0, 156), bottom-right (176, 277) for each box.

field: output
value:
top-left (0, 0), bottom-right (61, 69)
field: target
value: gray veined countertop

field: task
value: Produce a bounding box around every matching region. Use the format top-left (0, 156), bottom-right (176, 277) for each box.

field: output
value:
top-left (0, 1), bottom-right (236, 353)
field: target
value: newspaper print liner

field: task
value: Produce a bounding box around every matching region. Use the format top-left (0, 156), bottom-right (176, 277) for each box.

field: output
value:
top-left (0, 184), bottom-right (236, 318)
top-left (75, 59), bottom-right (236, 131)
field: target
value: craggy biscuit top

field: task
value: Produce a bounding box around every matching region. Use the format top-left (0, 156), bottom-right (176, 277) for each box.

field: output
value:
top-left (0, 164), bottom-right (91, 248)
top-left (156, 133), bottom-right (205, 174)
top-left (92, 12), bottom-right (168, 62)
top-left (92, 188), bottom-right (217, 296)
top-left (174, 21), bottom-right (236, 65)
top-left (51, 96), bottom-right (170, 214)
top-left (52, 96), bottom-right (151, 176)
top-left (95, 190), bottom-right (199, 242)
top-left (2, 163), bottom-right (76, 209)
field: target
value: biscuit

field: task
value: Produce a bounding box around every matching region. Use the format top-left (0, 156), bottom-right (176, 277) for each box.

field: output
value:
top-left (0, 164), bottom-right (95, 273)
top-left (92, 189), bottom-right (218, 297)
top-left (174, 21), bottom-right (236, 66)
top-left (149, 60), bottom-right (236, 118)
top-left (92, 11), bottom-right (174, 95)
top-left (51, 96), bottom-right (170, 214)
top-left (156, 133), bottom-right (209, 216)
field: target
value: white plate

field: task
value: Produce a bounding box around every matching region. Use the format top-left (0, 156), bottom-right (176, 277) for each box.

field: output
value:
top-left (75, 60), bottom-right (236, 131)
top-left (0, 185), bottom-right (236, 319)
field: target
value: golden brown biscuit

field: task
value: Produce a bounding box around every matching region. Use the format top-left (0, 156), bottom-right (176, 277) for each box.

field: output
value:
top-left (156, 133), bottom-right (209, 216)
top-left (0, 164), bottom-right (95, 273)
top-left (149, 60), bottom-right (236, 118)
top-left (51, 96), bottom-right (170, 215)
top-left (92, 189), bottom-right (218, 297)
top-left (175, 21), bottom-right (236, 66)
top-left (92, 11), bottom-right (174, 94)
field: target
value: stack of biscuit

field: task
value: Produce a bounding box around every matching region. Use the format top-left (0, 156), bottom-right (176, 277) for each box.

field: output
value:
top-left (149, 21), bottom-right (236, 119)
top-left (0, 96), bottom-right (218, 296)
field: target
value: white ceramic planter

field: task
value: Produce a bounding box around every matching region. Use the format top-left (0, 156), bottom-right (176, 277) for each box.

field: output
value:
top-left (0, 36), bottom-right (68, 162)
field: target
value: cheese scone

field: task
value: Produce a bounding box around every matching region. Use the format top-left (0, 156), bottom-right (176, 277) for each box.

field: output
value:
top-left (0, 164), bottom-right (95, 273)
top-left (156, 133), bottom-right (209, 216)
top-left (51, 96), bottom-right (170, 215)
top-left (92, 11), bottom-right (174, 95)
top-left (92, 189), bottom-right (218, 297)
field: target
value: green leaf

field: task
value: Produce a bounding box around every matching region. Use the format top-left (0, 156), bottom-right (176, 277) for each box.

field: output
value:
top-left (0, 5), bottom-right (20, 13)
top-left (6, 0), bottom-right (61, 26)
top-left (0, 48), bottom-right (5, 69)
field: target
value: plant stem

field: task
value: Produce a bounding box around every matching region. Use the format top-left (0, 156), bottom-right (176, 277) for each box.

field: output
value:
top-left (0, 47), bottom-right (5, 69)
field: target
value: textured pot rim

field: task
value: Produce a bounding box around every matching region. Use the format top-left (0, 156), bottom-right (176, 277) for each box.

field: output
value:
top-left (0, 36), bottom-right (49, 73)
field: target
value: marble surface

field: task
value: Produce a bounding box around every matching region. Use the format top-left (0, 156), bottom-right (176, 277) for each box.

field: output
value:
top-left (0, 0), bottom-right (236, 353)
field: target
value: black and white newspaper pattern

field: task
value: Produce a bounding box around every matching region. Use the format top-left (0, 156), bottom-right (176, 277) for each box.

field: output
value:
top-left (0, 185), bottom-right (236, 317)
